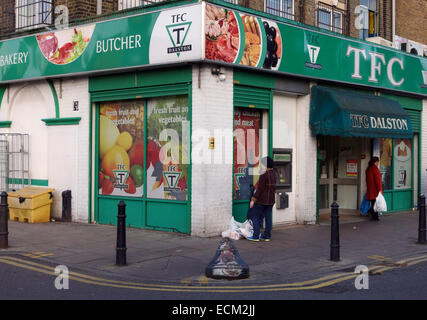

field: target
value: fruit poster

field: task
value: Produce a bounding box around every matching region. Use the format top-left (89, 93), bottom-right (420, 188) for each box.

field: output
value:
top-left (146, 96), bottom-right (189, 201)
top-left (233, 109), bottom-right (261, 200)
top-left (98, 101), bottom-right (144, 197)
top-left (379, 138), bottom-right (392, 190)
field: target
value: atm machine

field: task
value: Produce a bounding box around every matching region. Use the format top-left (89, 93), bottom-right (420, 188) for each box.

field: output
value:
top-left (272, 149), bottom-right (292, 209)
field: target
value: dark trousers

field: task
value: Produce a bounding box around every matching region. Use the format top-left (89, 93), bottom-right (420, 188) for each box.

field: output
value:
top-left (251, 203), bottom-right (273, 239)
top-left (370, 200), bottom-right (379, 220)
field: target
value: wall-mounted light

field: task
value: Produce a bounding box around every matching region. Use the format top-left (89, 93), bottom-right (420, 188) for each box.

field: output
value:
top-left (211, 66), bottom-right (226, 82)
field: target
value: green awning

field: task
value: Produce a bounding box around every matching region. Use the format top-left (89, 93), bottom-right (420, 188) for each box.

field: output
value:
top-left (309, 86), bottom-right (413, 139)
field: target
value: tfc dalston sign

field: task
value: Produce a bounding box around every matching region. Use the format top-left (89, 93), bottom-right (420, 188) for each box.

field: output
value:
top-left (350, 113), bottom-right (409, 131)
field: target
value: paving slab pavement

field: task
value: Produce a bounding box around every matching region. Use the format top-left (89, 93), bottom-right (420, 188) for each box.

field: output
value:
top-left (1, 210), bottom-right (427, 286)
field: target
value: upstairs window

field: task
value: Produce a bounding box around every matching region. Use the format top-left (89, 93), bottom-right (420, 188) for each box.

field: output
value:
top-left (359, 0), bottom-right (378, 39)
top-left (118, 0), bottom-right (175, 10)
top-left (316, 2), bottom-right (345, 34)
top-left (15, 0), bottom-right (53, 31)
top-left (118, 0), bottom-right (143, 10)
top-left (265, 0), bottom-right (294, 20)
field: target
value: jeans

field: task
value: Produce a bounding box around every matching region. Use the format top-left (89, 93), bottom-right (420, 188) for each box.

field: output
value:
top-left (251, 203), bottom-right (273, 239)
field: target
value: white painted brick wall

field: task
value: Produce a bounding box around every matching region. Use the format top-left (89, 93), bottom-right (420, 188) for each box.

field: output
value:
top-left (50, 77), bottom-right (90, 223)
top-left (191, 64), bottom-right (234, 237)
top-left (272, 93), bottom-right (297, 225)
top-left (0, 78), bottom-right (90, 223)
top-left (295, 89), bottom-right (317, 224)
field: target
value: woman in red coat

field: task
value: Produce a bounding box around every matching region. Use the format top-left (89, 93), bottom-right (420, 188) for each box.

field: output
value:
top-left (365, 156), bottom-right (383, 221)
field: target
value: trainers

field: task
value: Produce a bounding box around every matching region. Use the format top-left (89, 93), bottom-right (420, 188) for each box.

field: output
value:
top-left (260, 235), bottom-right (271, 242)
top-left (247, 236), bottom-right (260, 242)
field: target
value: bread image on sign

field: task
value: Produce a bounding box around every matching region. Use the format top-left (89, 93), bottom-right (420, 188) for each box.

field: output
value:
top-left (239, 15), bottom-right (262, 67)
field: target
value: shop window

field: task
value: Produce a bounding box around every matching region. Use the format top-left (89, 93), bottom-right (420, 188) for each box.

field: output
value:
top-left (265, 0), bottom-right (294, 20)
top-left (15, 0), bottom-right (53, 31)
top-left (146, 96), bottom-right (189, 201)
top-left (98, 100), bottom-right (144, 197)
top-left (393, 139), bottom-right (412, 190)
top-left (375, 138), bottom-right (412, 191)
top-left (378, 138), bottom-right (392, 190)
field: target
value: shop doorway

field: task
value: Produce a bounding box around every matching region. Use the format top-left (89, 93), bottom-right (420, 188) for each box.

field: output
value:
top-left (232, 107), bottom-right (269, 222)
top-left (318, 136), bottom-right (365, 216)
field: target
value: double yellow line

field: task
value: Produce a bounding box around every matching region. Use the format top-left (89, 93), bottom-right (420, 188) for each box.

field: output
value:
top-left (1, 254), bottom-right (427, 293)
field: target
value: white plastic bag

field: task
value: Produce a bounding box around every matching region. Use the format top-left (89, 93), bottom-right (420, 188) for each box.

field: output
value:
top-left (239, 219), bottom-right (253, 239)
top-left (374, 192), bottom-right (387, 214)
top-left (221, 229), bottom-right (241, 240)
top-left (222, 217), bottom-right (253, 240)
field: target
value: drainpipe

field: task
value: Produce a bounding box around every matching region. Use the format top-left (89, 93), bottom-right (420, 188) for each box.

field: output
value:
top-left (97, 0), bottom-right (102, 15)
top-left (392, 0), bottom-right (396, 42)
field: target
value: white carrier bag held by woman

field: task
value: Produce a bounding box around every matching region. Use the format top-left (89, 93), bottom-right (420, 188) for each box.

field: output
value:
top-left (374, 192), bottom-right (387, 214)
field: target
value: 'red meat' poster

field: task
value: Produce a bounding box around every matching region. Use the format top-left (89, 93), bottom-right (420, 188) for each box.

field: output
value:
top-left (234, 108), bottom-right (261, 200)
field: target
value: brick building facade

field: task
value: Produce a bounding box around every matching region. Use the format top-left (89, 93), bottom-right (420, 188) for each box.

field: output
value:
top-left (0, 0), bottom-right (15, 35)
top-left (1, 0), bottom-right (422, 47)
top-left (395, 0), bottom-right (427, 45)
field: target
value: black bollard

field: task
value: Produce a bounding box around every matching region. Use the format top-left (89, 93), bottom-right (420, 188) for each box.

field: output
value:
top-left (62, 190), bottom-right (72, 222)
top-left (330, 202), bottom-right (340, 261)
top-left (0, 192), bottom-right (9, 249)
top-left (116, 201), bottom-right (127, 266)
top-left (418, 194), bottom-right (426, 244)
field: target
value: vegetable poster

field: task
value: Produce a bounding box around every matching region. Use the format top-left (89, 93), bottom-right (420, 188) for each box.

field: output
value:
top-left (233, 109), bottom-right (261, 200)
top-left (98, 101), bottom-right (144, 197)
top-left (146, 96), bottom-right (189, 201)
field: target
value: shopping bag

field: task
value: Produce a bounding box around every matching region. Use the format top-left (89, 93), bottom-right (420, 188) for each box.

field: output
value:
top-left (360, 194), bottom-right (370, 215)
top-left (238, 219), bottom-right (253, 239)
top-left (222, 217), bottom-right (253, 240)
top-left (374, 192), bottom-right (387, 214)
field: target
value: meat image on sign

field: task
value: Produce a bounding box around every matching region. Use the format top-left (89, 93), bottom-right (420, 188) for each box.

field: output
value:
top-left (204, 4), bottom-right (282, 70)
top-left (205, 4), bottom-right (240, 63)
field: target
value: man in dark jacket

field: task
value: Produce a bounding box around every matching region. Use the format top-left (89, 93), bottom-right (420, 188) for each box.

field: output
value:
top-left (248, 156), bottom-right (276, 241)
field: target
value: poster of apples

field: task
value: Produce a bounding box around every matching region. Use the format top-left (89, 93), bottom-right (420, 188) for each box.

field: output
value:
top-left (147, 96), bottom-right (189, 201)
top-left (99, 101), bottom-right (144, 197)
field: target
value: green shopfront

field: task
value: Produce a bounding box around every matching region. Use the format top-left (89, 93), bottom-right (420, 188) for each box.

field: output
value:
top-left (0, 0), bottom-right (426, 235)
top-left (90, 67), bottom-right (192, 233)
top-left (311, 86), bottom-right (422, 218)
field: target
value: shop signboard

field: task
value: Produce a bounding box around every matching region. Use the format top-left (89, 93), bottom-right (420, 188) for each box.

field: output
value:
top-left (0, 4), bottom-right (203, 83)
top-left (204, 3), bottom-right (427, 96)
top-left (0, 1), bottom-right (426, 96)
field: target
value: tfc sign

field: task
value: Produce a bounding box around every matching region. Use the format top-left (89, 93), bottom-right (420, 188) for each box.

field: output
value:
top-left (347, 46), bottom-right (405, 86)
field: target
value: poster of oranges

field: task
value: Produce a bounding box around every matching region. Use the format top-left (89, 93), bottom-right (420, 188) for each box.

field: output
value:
top-left (146, 96), bottom-right (189, 201)
top-left (99, 101), bottom-right (144, 197)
